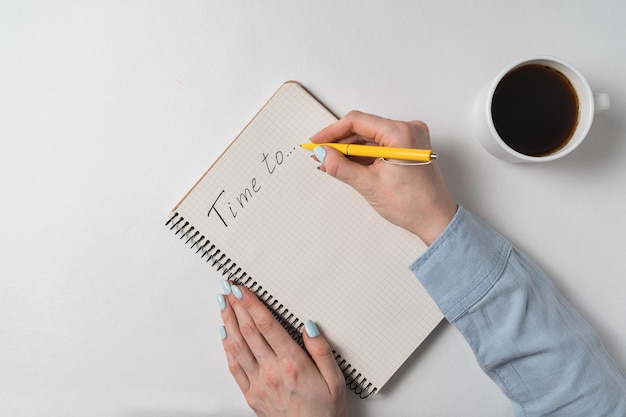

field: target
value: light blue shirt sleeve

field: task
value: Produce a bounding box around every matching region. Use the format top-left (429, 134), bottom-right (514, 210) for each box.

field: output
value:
top-left (410, 206), bottom-right (626, 417)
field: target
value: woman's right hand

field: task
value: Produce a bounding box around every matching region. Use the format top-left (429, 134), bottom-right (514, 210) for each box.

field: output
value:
top-left (310, 111), bottom-right (457, 246)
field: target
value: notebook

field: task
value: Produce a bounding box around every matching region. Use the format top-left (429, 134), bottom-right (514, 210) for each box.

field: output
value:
top-left (166, 81), bottom-right (443, 397)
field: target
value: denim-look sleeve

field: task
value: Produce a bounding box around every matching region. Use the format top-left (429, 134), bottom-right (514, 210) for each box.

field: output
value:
top-left (410, 206), bottom-right (626, 416)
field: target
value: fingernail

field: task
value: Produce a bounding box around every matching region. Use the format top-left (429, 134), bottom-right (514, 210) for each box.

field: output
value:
top-left (219, 325), bottom-right (227, 340)
top-left (217, 294), bottom-right (226, 311)
top-left (304, 320), bottom-right (320, 338)
top-left (313, 146), bottom-right (326, 164)
top-left (221, 280), bottom-right (232, 295)
top-left (232, 285), bottom-right (243, 300)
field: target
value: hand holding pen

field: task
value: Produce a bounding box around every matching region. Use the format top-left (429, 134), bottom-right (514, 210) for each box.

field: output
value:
top-left (307, 110), bottom-right (457, 246)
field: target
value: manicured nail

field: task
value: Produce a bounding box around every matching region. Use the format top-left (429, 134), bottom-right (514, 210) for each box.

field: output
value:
top-left (221, 280), bottom-right (232, 295)
top-left (313, 146), bottom-right (326, 164)
top-left (304, 320), bottom-right (320, 338)
top-left (219, 325), bottom-right (227, 340)
top-left (232, 285), bottom-right (243, 300)
top-left (217, 294), bottom-right (226, 311)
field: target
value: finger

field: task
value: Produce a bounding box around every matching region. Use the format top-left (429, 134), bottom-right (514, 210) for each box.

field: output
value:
top-left (311, 111), bottom-right (400, 147)
top-left (219, 323), bottom-right (251, 392)
top-left (318, 145), bottom-right (379, 199)
top-left (226, 284), bottom-right (277, 365)
top-left (311, 111), bottom-right (388, 143)
top-left (230, 284), bottom-right (302, 358)
top-left (219, 289), bottom-right (260, 376)
top-left (303, 320), bottom-right (346, 393)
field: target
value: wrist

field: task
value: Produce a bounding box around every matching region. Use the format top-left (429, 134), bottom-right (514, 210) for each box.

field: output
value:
top-left (411, 203), bottom-right (458, 246)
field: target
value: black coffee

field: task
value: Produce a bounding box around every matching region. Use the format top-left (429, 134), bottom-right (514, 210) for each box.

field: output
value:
top-left (491, 64), bottom-right (579, 156)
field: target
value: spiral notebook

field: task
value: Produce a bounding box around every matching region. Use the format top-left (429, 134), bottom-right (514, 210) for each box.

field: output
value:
top-left (166, 81), bottom-right (443, 397)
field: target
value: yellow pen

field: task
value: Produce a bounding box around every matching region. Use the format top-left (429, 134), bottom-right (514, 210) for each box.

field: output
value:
top-left (300, 143), bottom-right (437, 163)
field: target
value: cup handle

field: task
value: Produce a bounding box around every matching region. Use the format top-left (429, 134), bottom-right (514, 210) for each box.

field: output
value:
top-left (594, 93), bottom-right (610, 113)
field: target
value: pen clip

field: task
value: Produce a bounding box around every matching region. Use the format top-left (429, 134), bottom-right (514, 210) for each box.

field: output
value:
top-left (380, 153), bottom-right (437, 166)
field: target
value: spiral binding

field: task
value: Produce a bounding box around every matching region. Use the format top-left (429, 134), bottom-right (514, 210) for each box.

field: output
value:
top-left (166, 212), bottom-right (377, 398)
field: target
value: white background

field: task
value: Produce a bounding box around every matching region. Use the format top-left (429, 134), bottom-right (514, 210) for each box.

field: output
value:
top-left (1, 1), bottom-right (625, 416)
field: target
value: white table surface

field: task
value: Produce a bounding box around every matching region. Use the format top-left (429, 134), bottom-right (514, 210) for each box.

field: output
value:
top-left (2, 1), bottom-right (625, 416)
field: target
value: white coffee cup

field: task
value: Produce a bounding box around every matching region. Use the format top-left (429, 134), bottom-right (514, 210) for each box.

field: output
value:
top-left (473, 56), bottom-right (610, 162)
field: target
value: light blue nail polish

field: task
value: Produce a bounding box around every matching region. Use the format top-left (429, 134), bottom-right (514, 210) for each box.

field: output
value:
top-left (304, 320), bottom-right (320, 338)
top-left (232, 285), bottom-right (243, 300)
top-left (217, 294), bottom-right (226, 311)
top-left (221, 280), bottom-right (232, 295)
top-left (314, 146), bottom-right (326, 164)
top-left (219, 325), bottom-right (227, 340)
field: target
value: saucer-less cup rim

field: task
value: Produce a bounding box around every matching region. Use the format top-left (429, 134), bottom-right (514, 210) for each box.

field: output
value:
top-left (477, 55), bottom-right (595, 163)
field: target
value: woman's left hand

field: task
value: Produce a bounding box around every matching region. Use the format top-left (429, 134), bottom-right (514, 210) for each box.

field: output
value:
top-left (218, 282), bottom-right (347, 417)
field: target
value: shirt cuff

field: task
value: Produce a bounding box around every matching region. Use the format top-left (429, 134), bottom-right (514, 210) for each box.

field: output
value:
top-left (410, 206), bottom-right (512, 322)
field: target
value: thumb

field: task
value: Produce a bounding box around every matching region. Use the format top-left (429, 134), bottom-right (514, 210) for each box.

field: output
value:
top-left (303, 320), bottom-right (345, 390)
top-left (318, 146), bottom-right (373, 194)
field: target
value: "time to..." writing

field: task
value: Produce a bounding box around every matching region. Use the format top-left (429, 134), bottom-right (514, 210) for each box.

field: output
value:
top-left (207, 147), bottom-right (297, 227)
